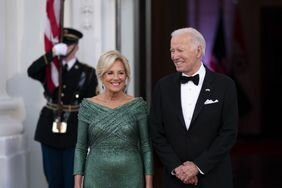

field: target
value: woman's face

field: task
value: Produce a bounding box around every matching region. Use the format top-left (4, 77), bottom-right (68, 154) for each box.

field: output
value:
top-left (102, 60), bottom-right (127, 94)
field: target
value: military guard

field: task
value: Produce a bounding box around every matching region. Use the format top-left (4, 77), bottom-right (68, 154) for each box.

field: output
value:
top-left (27, 28), bottom-right (98, 188)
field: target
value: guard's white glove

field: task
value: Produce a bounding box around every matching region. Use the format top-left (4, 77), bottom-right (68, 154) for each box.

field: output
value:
top-left (52, 43), bottom-right (68, 56)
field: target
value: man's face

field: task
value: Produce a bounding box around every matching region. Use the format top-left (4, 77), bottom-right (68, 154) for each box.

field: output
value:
top-left (64, 43), bottom-right (78, 61)
top-left (170, 34), bottom-right (201, 75)
top-left (67, 43), bottom-right (78, 54)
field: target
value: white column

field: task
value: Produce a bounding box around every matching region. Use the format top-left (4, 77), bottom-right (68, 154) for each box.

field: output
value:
top-left (0, 0), bottom-right (27, 187)
top-left (119, 0), bottom-right (135, 96)
top-left (0, 0), bottom-right (7, 99)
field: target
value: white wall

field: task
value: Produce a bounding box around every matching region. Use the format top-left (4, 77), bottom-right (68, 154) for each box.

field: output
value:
top-left (5, 1), bottom-right (48, 187)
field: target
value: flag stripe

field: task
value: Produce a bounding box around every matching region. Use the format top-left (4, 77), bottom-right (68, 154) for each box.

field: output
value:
top-left (46, 0), bottom-right (60, 41)
top-left (44, 0), bottom-right (61, 92)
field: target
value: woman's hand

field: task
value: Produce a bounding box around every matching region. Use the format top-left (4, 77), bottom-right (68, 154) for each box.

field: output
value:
top-left (145, 175), bottom-right (153, 188)
top-left (74, 175), bottom-right (83, 188)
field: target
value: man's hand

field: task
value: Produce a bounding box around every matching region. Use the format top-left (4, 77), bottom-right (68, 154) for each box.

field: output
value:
top-left (52, 43), bottom-right (68, 56)
top-left (183, 175), bottom-right (198, 185)
top-left (174, 161), bottom-right (199, 185)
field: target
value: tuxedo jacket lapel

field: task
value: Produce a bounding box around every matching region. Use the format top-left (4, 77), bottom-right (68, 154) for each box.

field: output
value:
top-left (170, 73), bottom-right (187, 130)
top-left (191, 69), bottom-right (214, 124)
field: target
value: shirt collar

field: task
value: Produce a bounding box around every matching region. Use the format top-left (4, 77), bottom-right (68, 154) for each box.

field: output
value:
top-left (63, 58), bottom-right (76, 70)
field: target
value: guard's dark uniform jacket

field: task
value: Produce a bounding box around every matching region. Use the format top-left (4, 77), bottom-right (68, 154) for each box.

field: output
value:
top-left (27, 51), bottom-right (98, 148)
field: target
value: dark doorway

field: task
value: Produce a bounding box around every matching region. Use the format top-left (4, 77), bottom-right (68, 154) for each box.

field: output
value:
top-left (150, 0), bottom-right (188, 89)
top-left (260, 6), bottom-right (282, 137)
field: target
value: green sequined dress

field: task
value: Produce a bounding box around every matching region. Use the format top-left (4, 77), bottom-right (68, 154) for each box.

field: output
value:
top-left (73, 97), bottom-right (153, 188)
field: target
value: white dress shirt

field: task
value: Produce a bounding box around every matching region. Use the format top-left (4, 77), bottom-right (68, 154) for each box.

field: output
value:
top-left (62, 58), bottom-right (76, 71)
top-left (181, 63), bottom-right (206, 130)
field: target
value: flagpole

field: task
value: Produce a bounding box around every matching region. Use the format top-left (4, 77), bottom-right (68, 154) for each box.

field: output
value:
top-left (115, 0), bottom-right (121, 51)
top-left (219, 0), bottom-right (223, 8)
top-left (57, 0), bottom-right (65, 129)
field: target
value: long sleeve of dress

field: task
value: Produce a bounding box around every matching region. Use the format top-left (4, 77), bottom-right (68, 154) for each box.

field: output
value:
top-left (73, 102), bottom-right (89, 175)
top-left (137, 101), bottom-right (154, 176)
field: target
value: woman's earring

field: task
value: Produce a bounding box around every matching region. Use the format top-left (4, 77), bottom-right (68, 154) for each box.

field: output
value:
top-left (123, 79), bottom-right (128, 93)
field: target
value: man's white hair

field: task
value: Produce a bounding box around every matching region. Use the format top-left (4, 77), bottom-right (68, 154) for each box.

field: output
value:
top-left (171, 27), bottom-right (206, 57)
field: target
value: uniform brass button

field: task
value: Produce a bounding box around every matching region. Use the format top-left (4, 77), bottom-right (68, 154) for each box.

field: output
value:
top-left (61, 93), bottom-right (64, 97)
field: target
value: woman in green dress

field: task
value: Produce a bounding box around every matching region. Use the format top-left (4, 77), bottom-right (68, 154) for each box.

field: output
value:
top-left (73, 50), bottom-right (153, 188)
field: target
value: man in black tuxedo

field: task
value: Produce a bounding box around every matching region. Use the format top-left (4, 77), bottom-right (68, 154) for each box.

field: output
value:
top-left (150, 27), bottom-right (238, 188)
top-left (27, 28), bottom-right (98, 188)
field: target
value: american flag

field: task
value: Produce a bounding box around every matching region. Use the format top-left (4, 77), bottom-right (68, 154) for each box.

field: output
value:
top-left (44, 0), bottom-right (61, 93)
top-left (208, 8), bottom-right (227, 74)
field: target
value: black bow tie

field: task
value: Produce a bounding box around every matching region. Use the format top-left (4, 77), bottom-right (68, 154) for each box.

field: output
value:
top-left (180, 74), bottom-right (199, 85)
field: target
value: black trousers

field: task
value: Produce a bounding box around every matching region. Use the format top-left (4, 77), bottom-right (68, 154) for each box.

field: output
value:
top-left (41, 144), bottom-right (75, 188)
